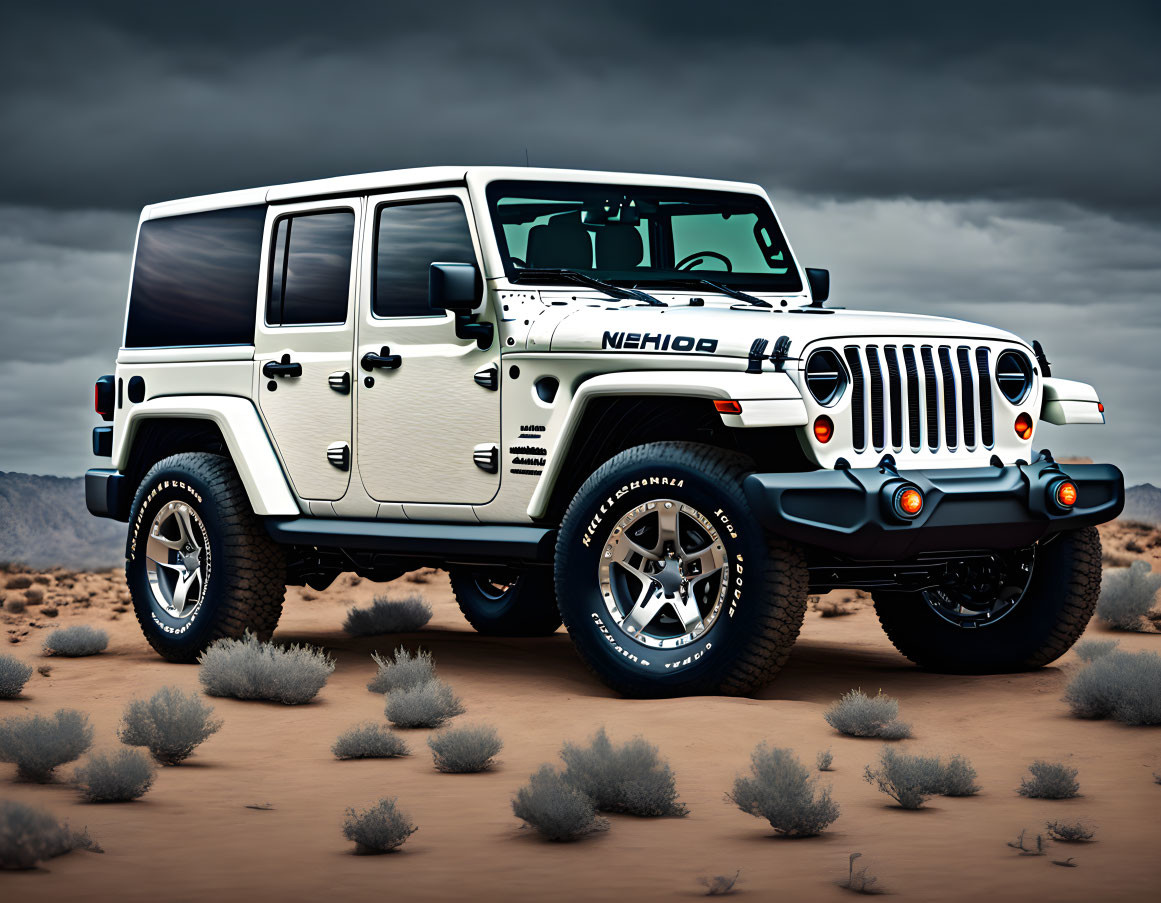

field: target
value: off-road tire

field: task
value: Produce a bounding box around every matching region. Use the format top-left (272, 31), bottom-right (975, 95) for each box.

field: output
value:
top-left (554, 441), bottom-right (809, 697)
top-left (125, 452), bottom-right (286, 663)
top-left (873, 526), bottom-right (1102, 673)
top-left (448, 568), bottom-right (562, 636)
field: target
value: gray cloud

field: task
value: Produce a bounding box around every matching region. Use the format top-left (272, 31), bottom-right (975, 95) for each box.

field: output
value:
top-left (0, 2), bottom-right (1158, 484)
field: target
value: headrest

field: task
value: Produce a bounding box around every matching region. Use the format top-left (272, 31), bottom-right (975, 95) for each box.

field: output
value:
top-left (526, 213), bottom-right (592, 269)
top-left (596, 223), bottom-right (644, 270)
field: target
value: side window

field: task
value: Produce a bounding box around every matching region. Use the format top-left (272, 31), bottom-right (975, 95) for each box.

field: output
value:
top-left (374, 200), bottom-right (476, 318)
top-left (267, 210), bottom-right (355, 326)
top-left (125, 205), bottom-right (266, 348)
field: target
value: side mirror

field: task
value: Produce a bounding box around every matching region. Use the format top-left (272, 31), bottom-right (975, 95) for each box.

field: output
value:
top-left (429, 262), bottom-right (482, 313)
top-left (805, 268), bottom-right (829, 305)
top-left (429, 261), bottom-right (492, 349)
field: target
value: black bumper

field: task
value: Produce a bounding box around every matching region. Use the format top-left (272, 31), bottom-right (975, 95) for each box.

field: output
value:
top-left (743, 457), bottom-right (1124, 560)
top-left (85, 468), bottom-right (129, 521)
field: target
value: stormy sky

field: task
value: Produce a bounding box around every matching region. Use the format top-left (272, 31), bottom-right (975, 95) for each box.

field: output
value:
top-left (1, 1), bottom-right (1158, 483)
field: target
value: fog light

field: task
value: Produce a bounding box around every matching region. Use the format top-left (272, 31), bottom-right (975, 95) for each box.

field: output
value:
top-left (892, 485), bottom-right (924, 519)
top-left (813, 415), bottom-right (833, 443)
top-left (1014, 413), bottom-right (1034, 441)
top-left (1053, 479), bottom-right (1078, 509)
top-left (714, 399), bottom-right (743, 414)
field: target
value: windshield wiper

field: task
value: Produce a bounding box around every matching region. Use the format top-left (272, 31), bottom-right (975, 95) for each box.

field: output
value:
top-left (512, 268), bottom-right (666, 307)
top-left (643, 277), bottom-right (772, 309)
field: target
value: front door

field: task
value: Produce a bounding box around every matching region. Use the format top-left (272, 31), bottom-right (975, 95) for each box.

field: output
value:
top-left (255, 199), bottom-right (361, 502)
top-left (355, 189), bottom-right (500, 505)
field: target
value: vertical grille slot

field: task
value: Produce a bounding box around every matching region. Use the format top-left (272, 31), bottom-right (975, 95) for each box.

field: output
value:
top-left (957, 346), bottom-right (976, 448)
top-left (866, 345), bottom-right (885, 451)
top-left (976, 347), bottom-right (994, 448)
top-left (885, 346), bottom-right (903, 450)
top-left (938, 346), bottom-right (958, 449)
top-left (921, 346), bottom-right (939, 450)
top-left (903, 346), bottom-right (921, 449)
top-left (844, 346), bottom-right (866, 451)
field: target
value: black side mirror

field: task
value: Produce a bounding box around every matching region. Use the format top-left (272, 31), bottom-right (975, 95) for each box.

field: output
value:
top-left (805, 268), bottom-right (829, 305)
top-left (429, 262), bottom-right (481, 313)
top-left (429, 261), bottom-right (491, 349)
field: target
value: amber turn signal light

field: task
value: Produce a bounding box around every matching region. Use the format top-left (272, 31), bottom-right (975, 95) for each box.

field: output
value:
top-left (1014, 412), bottom-right (1034, 440)
top-left (891, 485), bottom-right (924, 519)
top-left (714, 399), bottom-right (743, 415)
top-left (1054, 480), bottom-right (1078, 508)
top-left (813, 415), bottom-right (833, 443)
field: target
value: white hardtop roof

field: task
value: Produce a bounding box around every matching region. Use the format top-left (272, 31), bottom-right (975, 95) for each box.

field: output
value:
top-left (140, 166), bottom-right (768, 220)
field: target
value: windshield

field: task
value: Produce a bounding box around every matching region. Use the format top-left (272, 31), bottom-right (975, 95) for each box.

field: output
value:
top-left (485, 180), bottom-right (803, 293)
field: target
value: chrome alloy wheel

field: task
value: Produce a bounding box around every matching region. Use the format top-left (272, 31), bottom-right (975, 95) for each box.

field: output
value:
top-left (598, 499), bottom-right (728, 649)
top-left (922, 547), bottom-right (1036, 629)
top-left (145, 501), bottom-right (211, 620)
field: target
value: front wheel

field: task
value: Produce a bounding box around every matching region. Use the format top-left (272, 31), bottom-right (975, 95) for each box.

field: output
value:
top-left (873, 526), bottom-right (1102, 673)
top-left (554, 442), bottom-right (809, 698)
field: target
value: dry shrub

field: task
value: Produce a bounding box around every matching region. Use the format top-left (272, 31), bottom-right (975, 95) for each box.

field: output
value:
top-left (0, 799), bottom-right (101, 869)
top-left (0, 655), bottom-right (33, 699)
top-left (384, 679), bottom-right (464, 728)
top-left (824, 690), bottom-right (911, 739)
top-left (42, 625), bottom-right (108, 657)
top-left (1045, 819), bottom-right (1095, 842)
top-left (817, 749), bottom-right (834, 772)
top-left (729, 745), bottom-right (839, 836)
top-left (343, 594), bottom-right (432, 636)
top-left (342, 798), bottom-right (416, 853)
top-left (0, 709), bottom-right (93, 782)
top-left (367, 646), bottom-right (435, 694)
top-left (333, 723), bottom-right (410, 760)
top-left (198, 633), bottom-right (334, 705)
top-left (4, 576), bottom-right (32, 591)
top-left (3, 597), bottom-right (25, 614)
top-left (561, 727), bottom-right (687, 817)
top-left (1063, 649), bottom-right (1161, 725)
top-left (23, 587), bottom-right (44, 605)
top-left (863, 748), bottom-right (977, 808)
top-left (1018, 761), bottom-right (1080, 799)
top-left (1074, 639), bottom-right (1119, 662)
top-left (512, 764), bottom-right (608, 841)
top-left (1097, 561), bottom-right (1161, 631)
top-left (428, 724), bottom-right (502, 773)
top-left (119, 686), bottom-right (223, 764)
top-left (74, 749), bottom-right (155, 802)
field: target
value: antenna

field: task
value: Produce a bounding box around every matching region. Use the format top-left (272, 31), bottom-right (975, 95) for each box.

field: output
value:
top-left (524, 148), bottom-right (530, 167)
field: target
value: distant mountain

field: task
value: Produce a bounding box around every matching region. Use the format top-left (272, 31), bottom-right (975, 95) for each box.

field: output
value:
top-left (0, 472), bottom-right (124, 569)
top-left (1122, 483), bottom-right (1161, 525)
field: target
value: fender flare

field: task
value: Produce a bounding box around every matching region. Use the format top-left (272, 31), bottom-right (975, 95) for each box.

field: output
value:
top-left (526, 370), bottom-right (807, 519)
top-left (1040, 377), bottom-right (1105, 425)
top-left (113, 395), bottom-right (300, 516)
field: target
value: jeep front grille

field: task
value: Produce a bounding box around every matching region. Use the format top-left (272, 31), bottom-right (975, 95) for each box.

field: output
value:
top-left (842, 343), bottom-right (995, 454)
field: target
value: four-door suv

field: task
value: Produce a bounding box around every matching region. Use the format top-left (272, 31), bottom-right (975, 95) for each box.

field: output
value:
top-left (87, 166), bottom-right (1124, 697)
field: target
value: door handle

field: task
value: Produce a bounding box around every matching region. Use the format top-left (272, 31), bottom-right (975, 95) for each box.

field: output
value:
top-left (263, 354), bottom-right (302, 378)
top-left (361, 346), bottom-right (402, 371)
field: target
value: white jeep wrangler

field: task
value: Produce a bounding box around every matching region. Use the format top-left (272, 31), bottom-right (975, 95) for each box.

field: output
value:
top-left (87, 166), bottom-right (1123, 697)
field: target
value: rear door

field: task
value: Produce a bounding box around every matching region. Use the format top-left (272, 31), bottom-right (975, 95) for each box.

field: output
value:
top-left (255, 199), bottom-right (361, 502)
top-left (355, 189), bottom-right (500, 506)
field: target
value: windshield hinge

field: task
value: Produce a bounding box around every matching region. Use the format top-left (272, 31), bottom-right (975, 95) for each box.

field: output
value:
top-left (747, 338), bottom-right (769, 373)
top-left (770, 335), bottom-right (792, 372)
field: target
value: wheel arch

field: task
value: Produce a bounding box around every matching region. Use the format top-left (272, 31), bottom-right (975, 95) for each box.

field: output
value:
top-left (114, 396), bottom-right (299, 517)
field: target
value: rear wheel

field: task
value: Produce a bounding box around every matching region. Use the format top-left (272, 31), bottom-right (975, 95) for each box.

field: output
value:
top-left (448, 568), bottom-right (562, 636)
top-left (554, 441), bottom-right (809, 697)
top-left (873, 527), bottom-right (1102, 673)
top-left (126, 453), bottom-right (286, 663)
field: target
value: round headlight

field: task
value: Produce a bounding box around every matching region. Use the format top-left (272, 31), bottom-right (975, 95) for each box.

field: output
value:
top-left (996, 350), bottom-right (1034, 404)
top-left (805, 348), bottom-right (848, 405)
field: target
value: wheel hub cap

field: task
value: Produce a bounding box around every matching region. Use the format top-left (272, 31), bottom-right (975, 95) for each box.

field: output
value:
top-left (598, 499), bottom-right (728, 649)
top-left (145, 502), bottom-right (210, 620)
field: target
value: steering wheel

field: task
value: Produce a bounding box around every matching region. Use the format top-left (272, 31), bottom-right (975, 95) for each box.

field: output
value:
top-left (676, 250), bottom-right (732, 272)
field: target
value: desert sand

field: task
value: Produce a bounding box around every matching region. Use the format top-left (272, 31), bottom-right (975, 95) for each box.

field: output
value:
top-left (2, 520), bottom-right (1159, 901)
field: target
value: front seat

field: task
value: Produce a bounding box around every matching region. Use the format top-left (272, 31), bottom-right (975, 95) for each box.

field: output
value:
top-left (526, 213), bottom-right (592, 269)
top-left (595, 223), bottom-right (644, 270)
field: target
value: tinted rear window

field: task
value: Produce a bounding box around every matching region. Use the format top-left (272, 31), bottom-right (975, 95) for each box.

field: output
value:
top-left (267, 210), bottom-right (354, 326)
top-left (125, 205), bottom-right (266, 348)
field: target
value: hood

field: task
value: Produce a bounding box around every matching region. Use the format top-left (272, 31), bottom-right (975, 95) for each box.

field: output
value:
top-left (538, 295), bottom-right (1028, 360)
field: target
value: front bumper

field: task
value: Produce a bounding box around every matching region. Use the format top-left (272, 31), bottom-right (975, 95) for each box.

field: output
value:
top-left (743, 456), bottom-right (1124, 560)
top-left (86, 468), bottom-right (128, 521)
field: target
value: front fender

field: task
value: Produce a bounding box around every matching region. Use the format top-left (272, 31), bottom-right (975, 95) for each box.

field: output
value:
top-left (113, 395), bottom-right (300, 516)
top-left (526, 370), bottom-right (806, 519)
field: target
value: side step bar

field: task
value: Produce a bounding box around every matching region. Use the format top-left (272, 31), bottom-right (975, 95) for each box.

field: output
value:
top-left (264, 517), bottom-right (556, 566)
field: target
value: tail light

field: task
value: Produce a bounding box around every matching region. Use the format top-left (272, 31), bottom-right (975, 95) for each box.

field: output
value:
top-left (94, 375), bottom-right (115, 422)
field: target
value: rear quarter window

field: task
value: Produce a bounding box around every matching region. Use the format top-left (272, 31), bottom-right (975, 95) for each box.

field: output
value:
top-left (125, 205), bottom-right (267, 348)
